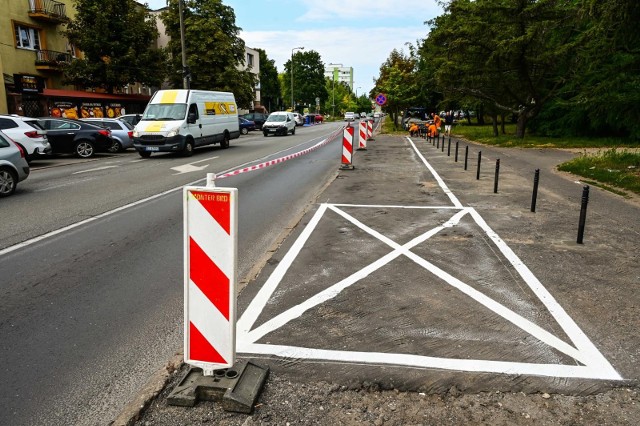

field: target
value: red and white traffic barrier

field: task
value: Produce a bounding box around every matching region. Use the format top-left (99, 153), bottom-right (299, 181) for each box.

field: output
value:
top-left (184, 183), bottom-right (238, 374)
top-left (342, 125), bottom-right (354, 168)
top-left (358, 121), bottom-right (367, 150)
top-left (367, 120), bottom-right (373, 140)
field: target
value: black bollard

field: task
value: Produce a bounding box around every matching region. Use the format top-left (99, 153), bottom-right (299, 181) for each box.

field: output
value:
top-left (531, 169), bottom-right (540, 212)
top-left (436, 136), bottom-right (439, 149)
top-left (493, 159), bottom-right (500, 193)
top-left (447, 139), bottom-right (451, 156)
top-left (577, 185), bottom-right (590, 244)
top-left (455, 141), bottom-right (459, 162)
top-left (464, 146), bottom-right (469, 170)
top-left (476, 151), bottom-right (482, 180)
top-left (441, 135), bottom-right (444, 152)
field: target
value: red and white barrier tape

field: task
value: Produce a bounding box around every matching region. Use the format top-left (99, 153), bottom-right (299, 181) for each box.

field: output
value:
top-left (216, 126), bottom-right (345, 180)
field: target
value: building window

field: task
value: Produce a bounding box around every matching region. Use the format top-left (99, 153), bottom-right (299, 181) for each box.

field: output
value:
top-left (247, 53), bottom-right (254, 68)
top-left (15, 24), bottom-right (41, 50)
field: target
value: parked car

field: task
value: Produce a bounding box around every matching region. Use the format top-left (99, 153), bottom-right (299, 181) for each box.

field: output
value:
top-left (117, 114), bottom-right (142, 127)
top-left (238, 117), bottom-right (256, 134)
top-left (344, 112), bottom-right (355, 121)
top-left (292, 112), bottom-right (305, 126)
top-left (37, 118), bottom-right (113, 158)
top-left (314, 113), bottom-right (324, 123)
top-left (241, 112), bottom-right (269, 129)
top-left (262, 112), bottom-right (296, 136)
top-left (81, 118), bottom-right (134, 152)
top-left (0, 115), bottom-right (51, 162)
top-left (0, 131), bottom-right (30, 197)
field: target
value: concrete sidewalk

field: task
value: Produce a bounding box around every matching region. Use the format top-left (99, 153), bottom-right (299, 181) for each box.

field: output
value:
top-left (132, 130), bottom-right (640, 425)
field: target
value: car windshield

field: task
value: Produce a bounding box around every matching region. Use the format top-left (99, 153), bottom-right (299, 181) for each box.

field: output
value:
top-left (142, 104), bottom-right (187, 121)
top-left (266, 115), bottom-right (286, 123)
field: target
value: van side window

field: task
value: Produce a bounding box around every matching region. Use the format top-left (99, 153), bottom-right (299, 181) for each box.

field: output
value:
top-left (188, 104), bottom-right (199, 119)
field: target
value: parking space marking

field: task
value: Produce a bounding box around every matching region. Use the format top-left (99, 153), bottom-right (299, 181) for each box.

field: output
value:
top-left (72, 165), bottom-right (119, 175)
top-left (236, 137), bottom-right (622, 380)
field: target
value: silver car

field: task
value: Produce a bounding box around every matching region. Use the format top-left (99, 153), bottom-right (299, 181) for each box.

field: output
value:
top-left (0, 131), bottom-right (30, 197)
top-left (81, 118), bottom-right (134, 152)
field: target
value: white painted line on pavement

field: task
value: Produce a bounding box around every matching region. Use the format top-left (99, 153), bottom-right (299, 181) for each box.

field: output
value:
top-left (72, 165), bottom-right (119, 174)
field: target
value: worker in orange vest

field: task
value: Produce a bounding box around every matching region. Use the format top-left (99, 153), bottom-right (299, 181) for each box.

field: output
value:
top-left (432, 112), bottom-right (442, 132)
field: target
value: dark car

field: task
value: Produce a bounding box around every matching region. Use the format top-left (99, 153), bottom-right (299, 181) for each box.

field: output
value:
top-left (239, 117), bottom-right (256, 135)
top-left (37, 118), bottom-right (113, 158)
top-left (241, 112), bottom-right (269, 129)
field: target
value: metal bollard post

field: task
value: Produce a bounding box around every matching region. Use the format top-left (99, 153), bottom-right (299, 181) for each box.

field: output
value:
top-left (464, 146), bottom-right (469, 170)
top-left (531, 169), bottom-right (540, 212)
top-left (493, 159), bottom-right (500, 193)
top-left (577, 185), bottom-right (590, 244)
top-left (436, 136), bottom-right (439, 149)
top-left (447, 139), bottom-right (451, 156)
top-left (455, 141), bottom-right (459, 162)
top-left (476, 151), bottom-right (482, 180)
top-left (441, 135), bottom-right (445, 152)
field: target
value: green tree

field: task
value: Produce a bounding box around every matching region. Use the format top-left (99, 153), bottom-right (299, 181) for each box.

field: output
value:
top-left (284, 50), bottom-right (328, 112)
top-left (63, 0), bottom-right (167, 93)
top-left (255, 48), bottom-right (280, 112)
top-left (371, 49), bottom-right (419, 129)
top-left (323, 79), bottom-right (352, 118)
top-left (426, 0), bottom-right (580, 137)
top-left (161, 0), bottom-right (256, 108)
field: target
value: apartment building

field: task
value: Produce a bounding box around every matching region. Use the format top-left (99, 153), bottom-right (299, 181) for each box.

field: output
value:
top-left (324, 64), bottom-right (354, 91)
top-left (1, 0), bottom-right (150, 117)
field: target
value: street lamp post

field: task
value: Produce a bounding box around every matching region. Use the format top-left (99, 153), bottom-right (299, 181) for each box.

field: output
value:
top-left (291, 46), bottom-right (304, 112)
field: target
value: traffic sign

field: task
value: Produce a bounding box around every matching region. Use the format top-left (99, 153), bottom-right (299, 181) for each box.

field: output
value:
top-left (375, 93), bottom-right (387, 106)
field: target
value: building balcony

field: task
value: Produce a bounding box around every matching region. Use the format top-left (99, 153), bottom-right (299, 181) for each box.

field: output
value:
top-left (27, 0), bottom-right (69, 24)
top-left (35, 49), bottom-right (72, 71)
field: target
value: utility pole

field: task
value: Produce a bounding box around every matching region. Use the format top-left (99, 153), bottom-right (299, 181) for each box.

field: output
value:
top-left (178, 0), bottom-right (190, 89)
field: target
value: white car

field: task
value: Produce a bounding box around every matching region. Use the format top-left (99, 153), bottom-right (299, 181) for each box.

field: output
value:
top-left (292, 112), bottom-right (305, 126)
top-left (262, 112), bottom-right (296, 136)
top-left (344, 112), bottom-right (355, 121)
top-left (0, 115), bottom-right (51, 162)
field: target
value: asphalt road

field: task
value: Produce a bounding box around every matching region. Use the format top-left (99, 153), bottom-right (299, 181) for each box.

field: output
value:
top-left (0, 122), bottom-right (346, 425)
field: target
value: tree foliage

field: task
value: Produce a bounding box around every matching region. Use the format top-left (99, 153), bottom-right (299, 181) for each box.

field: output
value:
top-left (283, 50), bottom-right (328, 113)
top-left (161, 0), bottom-right (256, 108)
top-left (255, 48), bottom-right (280, 112)
top-left (63, 0), bottom-right (167, 93)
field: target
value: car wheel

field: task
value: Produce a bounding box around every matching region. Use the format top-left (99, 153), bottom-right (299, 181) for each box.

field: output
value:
top-left (291, 126), bottom-right (296, 135)
top-left (108, 140), bottom-right (123, 153)
top-left (220, 133), bottom-right (230, 149)
top-left (263, 131), bottom-right (268, 137)
top-left (138, 151), bottom-right (152, 158)
top-left (241, 127), bottom-right (248, 135)
top-left (75, 140), bottom-right (95, 158)
top-left (0, 167), bottom-right (18, 197)
top-left (182, 139), bottom-right (194, 157)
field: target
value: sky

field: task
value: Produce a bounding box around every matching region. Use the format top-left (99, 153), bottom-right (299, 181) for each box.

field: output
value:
top-left (143, 0), bottom-right (443, 98)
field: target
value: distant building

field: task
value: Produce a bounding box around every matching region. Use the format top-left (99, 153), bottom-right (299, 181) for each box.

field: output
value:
top-left (324, 64), bottom-right (354, 91)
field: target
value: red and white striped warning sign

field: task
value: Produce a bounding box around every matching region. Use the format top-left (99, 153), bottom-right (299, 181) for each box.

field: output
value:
top-left (184, 187), bottom-right (238, 371)
top-left (367, 120), bottom-right (373, 139)
top-left (342, 125), bottom-right (354, 166)
top-left (358, 121), bottom-right (367, 150)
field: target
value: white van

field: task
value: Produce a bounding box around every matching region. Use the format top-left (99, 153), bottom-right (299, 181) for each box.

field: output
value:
top-left (262, 111), bottom-right (296, 136)
top-left (133, 89), bottom-right (240, 157)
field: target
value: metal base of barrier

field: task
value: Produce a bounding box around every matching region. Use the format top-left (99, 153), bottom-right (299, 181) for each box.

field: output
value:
top-left (340, 164), bottom-right (355, 170)
top-left (356, 147), bottom-right (367, 151)
top-left (167, 360), bottom-right (269, 413)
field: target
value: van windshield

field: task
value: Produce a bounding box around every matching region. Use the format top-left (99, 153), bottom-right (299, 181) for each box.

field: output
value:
top-left (142, 104), bottom-right (187, 121)
top-left (266, 114), bottom-right (286, 122)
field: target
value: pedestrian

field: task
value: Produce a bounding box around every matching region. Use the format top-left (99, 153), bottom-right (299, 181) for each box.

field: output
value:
top-left (432, 112), bottom-right (442, 133)
top-left (444, 111), bottom-right (454, 136)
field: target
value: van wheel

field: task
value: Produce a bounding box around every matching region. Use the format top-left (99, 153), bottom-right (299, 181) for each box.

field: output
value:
top-left (183, 139), bottom-right (194, 157)
top-left (138, 151), bottom-right (151, 158)
top-left (220, 132), bottom-right (230, 149)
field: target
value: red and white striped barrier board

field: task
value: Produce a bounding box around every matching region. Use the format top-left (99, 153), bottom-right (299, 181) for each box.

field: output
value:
top-left (183, 186), bottom-right (238, 372)
top-left (367, 120), bottom-right (373, 139)
top-left (358, 121), bottom-right (367, 150)
top-left (342, 126), bottom-right (354, 166)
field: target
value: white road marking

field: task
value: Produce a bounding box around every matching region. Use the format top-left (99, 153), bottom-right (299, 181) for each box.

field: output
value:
top-left (172, 164), bottom-right (210, 174)
top-left (236, 137), bottom-right (622, 380)
top-left (72, 165), bottom-right (118, 175)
